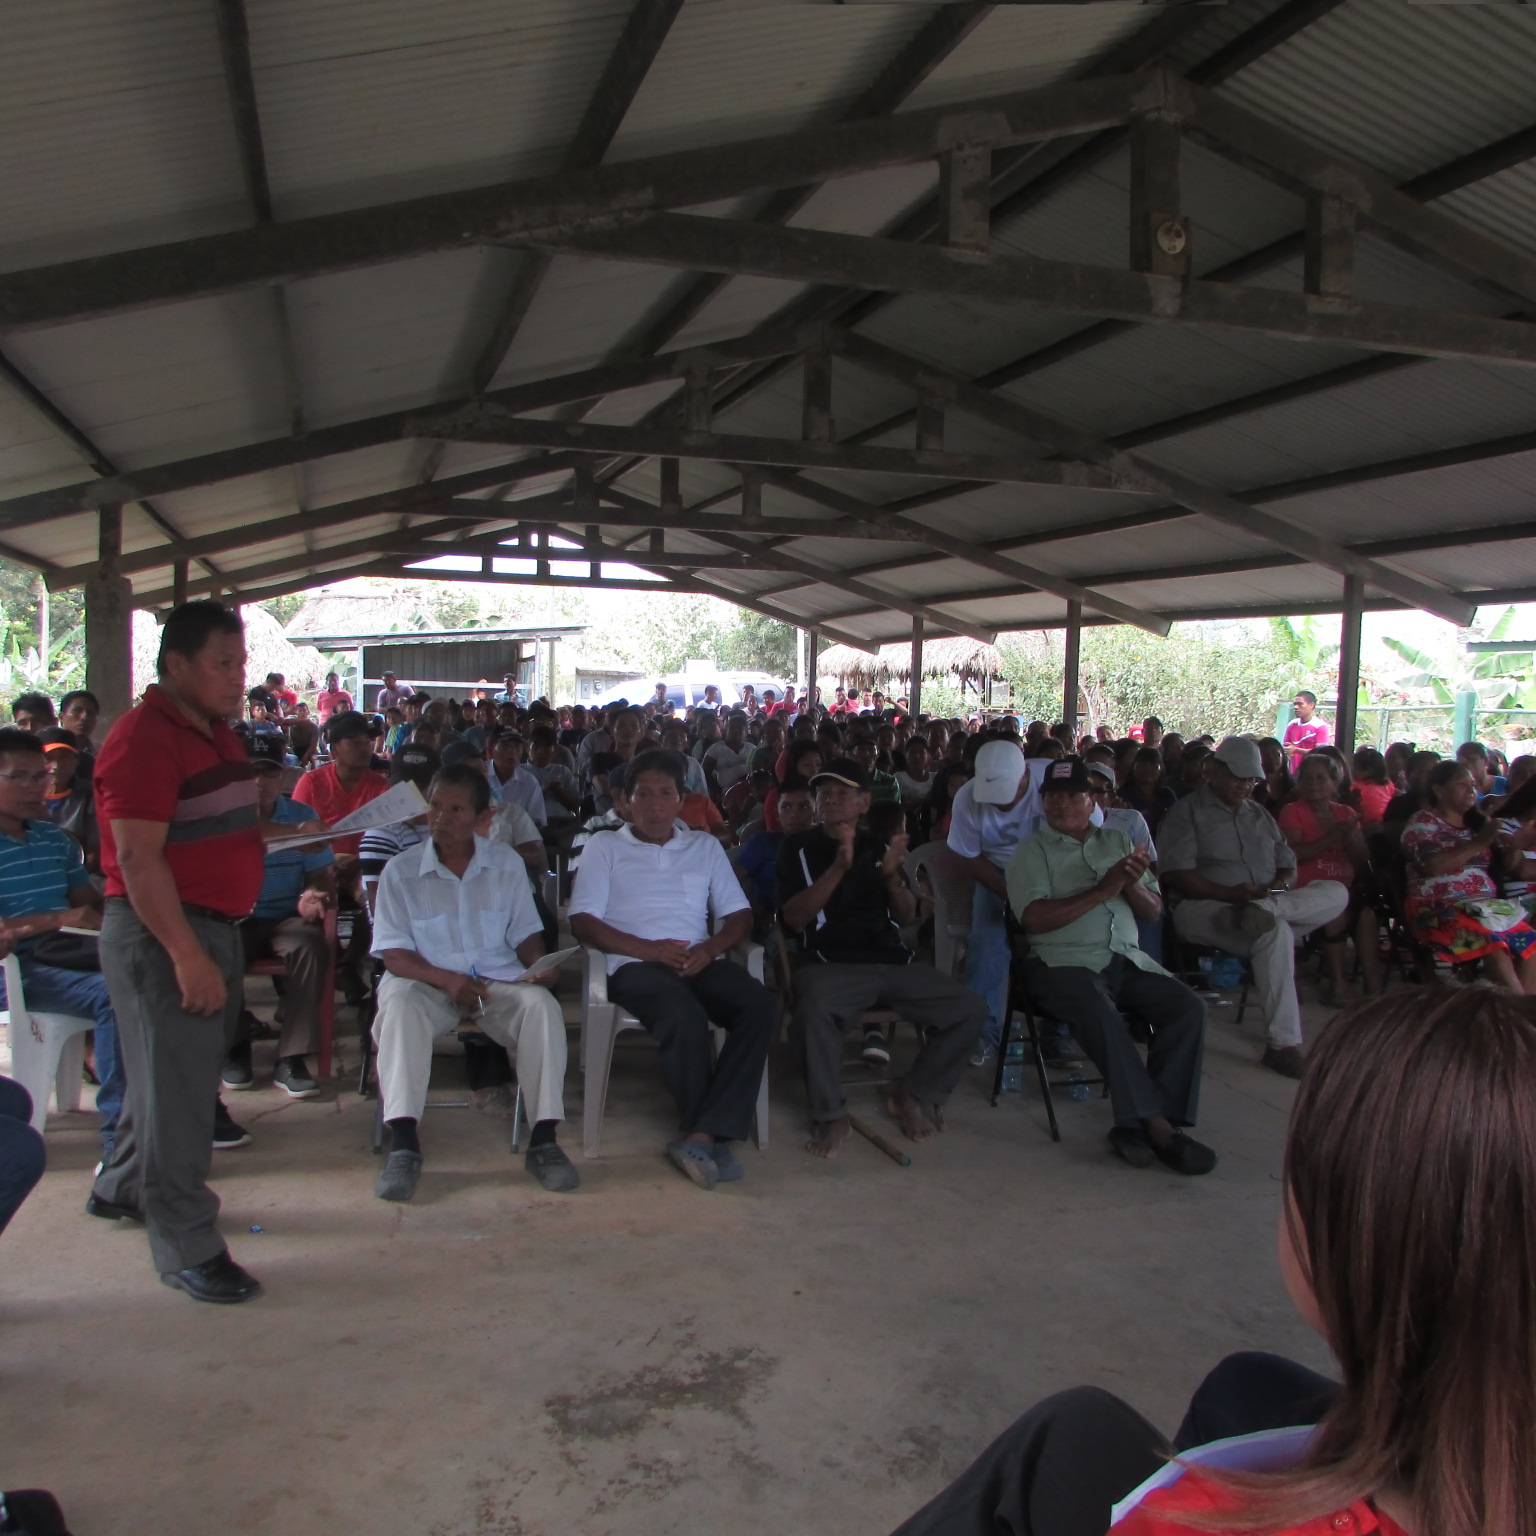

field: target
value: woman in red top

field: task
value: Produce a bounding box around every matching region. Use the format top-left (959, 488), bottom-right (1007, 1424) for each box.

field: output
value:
top-left (1278, 753), bottom-right (1380, 1001)
top-left (892, 987), bottom-right (1536, 1536)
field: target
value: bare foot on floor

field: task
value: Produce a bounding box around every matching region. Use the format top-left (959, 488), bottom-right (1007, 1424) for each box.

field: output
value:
top-left (924, 1101), bottom-right (946, 1134)
top-left (806, 1117), bottom-right (852, 1159)
top-left (886, 1088), bottom-right (936, 1143)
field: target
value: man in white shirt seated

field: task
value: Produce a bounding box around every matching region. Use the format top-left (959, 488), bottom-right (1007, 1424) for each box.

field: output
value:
top-left (369, 763), bottom-right (577, 1202)
top-left (485, 729), bottom-right (546, 827)
top-left (568, 749), bottom-right (776, 1192)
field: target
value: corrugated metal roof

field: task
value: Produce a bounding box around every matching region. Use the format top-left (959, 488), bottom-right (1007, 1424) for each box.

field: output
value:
top-left (0, 0), bottom-right (246, 268)
top-left (2, 0), bottom-right (1535, 642)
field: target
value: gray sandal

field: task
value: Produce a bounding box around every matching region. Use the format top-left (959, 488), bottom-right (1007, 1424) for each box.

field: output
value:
top-left (667, 1139), bottom-right (719, 1191)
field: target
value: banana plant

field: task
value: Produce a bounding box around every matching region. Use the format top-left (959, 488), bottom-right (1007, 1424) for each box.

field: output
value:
top-left (1382, 607), bottom-right (1533, 707)
top-left (1269, 615), bottom-right (1341, 698)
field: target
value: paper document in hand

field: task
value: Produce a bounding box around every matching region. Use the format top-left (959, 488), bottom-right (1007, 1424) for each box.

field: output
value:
top-left (263, 780), bottom-right (428, 851)
top-left (477, 945), bottom-right (583, 984)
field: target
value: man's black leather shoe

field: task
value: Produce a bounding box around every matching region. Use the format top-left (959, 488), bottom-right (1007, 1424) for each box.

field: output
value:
top-left (160, 1252), bottom-right (263, 1305)
top-left (84, 1194), bottom-right (143, 1223)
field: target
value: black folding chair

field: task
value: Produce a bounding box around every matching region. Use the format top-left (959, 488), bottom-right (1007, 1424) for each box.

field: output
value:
top-left (989, 919), bottom-right (1108, 1143)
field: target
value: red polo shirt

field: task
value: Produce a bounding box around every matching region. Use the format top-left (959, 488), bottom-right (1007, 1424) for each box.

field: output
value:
top-left (94, 684), bottom-right (264, 916)
top-left (290, 761), bottom-right (389, 856)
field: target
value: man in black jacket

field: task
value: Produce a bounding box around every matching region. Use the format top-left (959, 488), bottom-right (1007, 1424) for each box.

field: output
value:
top-left (779, 760), bottom-right (985, 1159)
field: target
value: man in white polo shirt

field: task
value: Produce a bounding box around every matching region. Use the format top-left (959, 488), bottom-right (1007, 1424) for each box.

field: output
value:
top-left (569, 748), bottom-right (775, 1192)
top-left (369, 763), bottom-right (576, 1202)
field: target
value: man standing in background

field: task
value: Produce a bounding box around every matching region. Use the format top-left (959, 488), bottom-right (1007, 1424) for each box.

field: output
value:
top-left (1283, 691), bottom-right (1329, 773)
top-left (88, 601), bottom-right (270, 1304)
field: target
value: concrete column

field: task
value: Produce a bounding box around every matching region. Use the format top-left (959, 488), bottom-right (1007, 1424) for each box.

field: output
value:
top-left (1063, 599), bottom-right (1083, 738)
top-left (1335, 576), bottom-right (1364, 752)
top-left (85, 504), bottom-right (134, 728)
top-left (908, 616), bottom-right (923, 716)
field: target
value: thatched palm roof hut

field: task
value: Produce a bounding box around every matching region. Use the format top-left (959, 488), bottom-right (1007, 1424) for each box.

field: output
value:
top-left (818, 637), bottom-right (1006, 690)
top-left (131, 606), bottom-right (328, 699)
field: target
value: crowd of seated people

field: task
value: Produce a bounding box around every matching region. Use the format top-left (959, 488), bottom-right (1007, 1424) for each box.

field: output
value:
top-left (14, 649), bottom-right (1536, 1207)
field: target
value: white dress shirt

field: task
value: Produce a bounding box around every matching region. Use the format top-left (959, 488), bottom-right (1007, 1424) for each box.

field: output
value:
top-left (569, 823), bottom-right (749, 974)
top-left (488, 763), bottom-right (547, 826)
top-left (371, 834), bottom-right (542, 980)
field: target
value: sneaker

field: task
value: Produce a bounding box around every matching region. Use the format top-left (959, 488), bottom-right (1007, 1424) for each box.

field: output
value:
top-left (1261, 1044), bottom-right (1307, 1080)
top-left (861, 1029), bottom-right (891, 1065)
top-left (221, 1048), bottom-right (253, 1091)
top-left (375, 1149), bottom-right (423, 1202)
top-left (212, 1102), bottom-right (252, 1150)
top-left (524, 1142), bottom-right (580, 1193)
top-left (273, 1056), bottom-right (319, 1099)
top-left (969, 1040), bottom-right (996, 1069)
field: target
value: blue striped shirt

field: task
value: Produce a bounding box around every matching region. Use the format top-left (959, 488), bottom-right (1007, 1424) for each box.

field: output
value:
top-left (0, 820), bottom-right (87, 946)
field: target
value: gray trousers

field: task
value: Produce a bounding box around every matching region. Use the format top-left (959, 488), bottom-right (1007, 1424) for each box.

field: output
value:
top-left (1021, 956), bottom-right (1207, 1129)
top-left (797, 961), bottom-right (986, 1123)
top-left (239, 914), bottom-right (327, 1058)
top-left (93, 898), bottom-right (244, 1274)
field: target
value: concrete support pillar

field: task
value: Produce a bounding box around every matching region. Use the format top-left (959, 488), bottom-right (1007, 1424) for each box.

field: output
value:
top-left (807, 627), bottom-right (819, 702)
top-left (908, 616), bottom-right (924, 716)
top-left (1063, 599), bottom-right (1082, 739)
top-left (1336, 576), bottom-right (1364, 753)
top-left (172, 559), bottom-right (189, 608)
top-left (85, 504), bottom-right (134, 728)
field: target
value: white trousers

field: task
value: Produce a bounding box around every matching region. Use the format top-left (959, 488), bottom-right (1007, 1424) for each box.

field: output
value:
top-left (373, 976), bottom-right (567, 1125)
top-left (1172, 882), bottom-right (1349, 1048)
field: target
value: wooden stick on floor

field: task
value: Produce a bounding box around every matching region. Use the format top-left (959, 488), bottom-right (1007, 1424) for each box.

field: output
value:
top-left (848, 1113), bottom-right (911, 1168)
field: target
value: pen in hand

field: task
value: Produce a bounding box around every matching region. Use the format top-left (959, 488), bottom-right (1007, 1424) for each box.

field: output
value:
top-left (469, 964), bottom-right (487, 1014)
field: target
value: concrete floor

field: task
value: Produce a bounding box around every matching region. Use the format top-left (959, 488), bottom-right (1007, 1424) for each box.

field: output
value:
top-left (3, 983), bottom-right (1335, 1536)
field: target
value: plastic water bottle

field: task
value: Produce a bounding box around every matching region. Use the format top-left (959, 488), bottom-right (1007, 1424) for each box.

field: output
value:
top-left (1067, 1071), bottom-right (1092, 1103)
top-left (1000, 1040), bottom-right (1025, 1093)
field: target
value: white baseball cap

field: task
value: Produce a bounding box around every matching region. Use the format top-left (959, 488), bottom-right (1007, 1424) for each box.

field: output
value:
top-left (1212, 734), bottom-right (1264, 779)
top-left (971, 739), bottom-right (1029, 804)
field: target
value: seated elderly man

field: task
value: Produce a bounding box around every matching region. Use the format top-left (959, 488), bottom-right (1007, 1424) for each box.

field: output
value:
top-left (1007, 758), bottom-right (1214, 1175)
top-left (780, 760), bottom-right (985, 1159)
top-left (569, 748), bottom-right (776, 1192)
top-left (1159, 735), bottom-right (1348, 1079)
top-left (370, 763), bottom-right (576, 1201)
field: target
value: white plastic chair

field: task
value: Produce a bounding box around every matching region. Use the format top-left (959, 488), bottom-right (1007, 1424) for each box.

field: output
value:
top-left (1, 952), bottom-right (97, 1131)
top-left (905, 839), bottom-right (976, 981)
top-left (579, 944), bottom-right (770, 1158)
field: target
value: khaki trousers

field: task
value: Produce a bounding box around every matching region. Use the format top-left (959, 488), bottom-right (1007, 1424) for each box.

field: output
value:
top-left (1172, 882), bottom-right (1348, 1047)
top-left (373, 976), bottom-right (567, 1125)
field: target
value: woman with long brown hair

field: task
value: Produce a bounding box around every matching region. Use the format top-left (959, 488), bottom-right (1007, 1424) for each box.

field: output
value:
top-left (891, 986), bottom-right (1536, 1536)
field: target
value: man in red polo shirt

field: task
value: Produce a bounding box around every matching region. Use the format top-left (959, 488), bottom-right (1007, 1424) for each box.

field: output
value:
top-left (87, 602), bottom-right (272, 1304)
top-left (291, 711), bottom-right (389, 857)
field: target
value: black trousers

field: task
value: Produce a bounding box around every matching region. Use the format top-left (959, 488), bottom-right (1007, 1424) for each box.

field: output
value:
top-left (889, 1352), bottom-right (1338, 1536)
top-left (606, 959), bottom-right (776, 1142)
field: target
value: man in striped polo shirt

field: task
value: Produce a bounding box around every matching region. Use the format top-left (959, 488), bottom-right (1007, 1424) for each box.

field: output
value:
top-left (88, 602), bottom-right (286, 1305)
top-left (0, 727), bottom-right (123, 1160)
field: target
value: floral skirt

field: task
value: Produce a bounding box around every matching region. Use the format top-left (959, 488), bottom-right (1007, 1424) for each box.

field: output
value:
top-left (1405, 896), bottom-right (1536, 965)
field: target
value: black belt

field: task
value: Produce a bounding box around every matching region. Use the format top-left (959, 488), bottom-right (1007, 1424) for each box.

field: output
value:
top-left (182, 903), bottom-right (247, 926)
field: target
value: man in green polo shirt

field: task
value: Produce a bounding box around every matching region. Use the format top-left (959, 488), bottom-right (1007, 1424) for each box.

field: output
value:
top-left (1006, 756), bottom-right (1215, 1176)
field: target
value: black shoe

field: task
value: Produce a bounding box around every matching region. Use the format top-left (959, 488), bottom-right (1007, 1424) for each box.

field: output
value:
top-left (1106, 1126), bottom-right (1157, 1169)
top-left (160, 1251), bottom-right (263, 1305)
top-left (85, 1193), bottom-right (144, 1222)
top-left (0, 1488), bottom-right (72, 1535)
top-left (1041, 1041), bottom-right (1087, 1071)
top-left (212, 1101), bottom-right (252, 1150)
top-left (1153, 1132), bottom-right (1219, 1176)
top-left (272, 1055), bottom-right (319, 1099)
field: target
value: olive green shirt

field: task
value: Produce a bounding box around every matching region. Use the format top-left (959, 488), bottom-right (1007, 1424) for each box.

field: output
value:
top-left (1005, 823), bottom-right (1166, 976)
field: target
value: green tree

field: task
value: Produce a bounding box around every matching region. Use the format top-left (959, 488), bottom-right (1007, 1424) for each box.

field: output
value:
top-left (259, 593), bottom-right (306, 627)
top-left (717, 611), bottom-right (796, 676)
top-left (996, 622), bottom-right (1290, 737)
